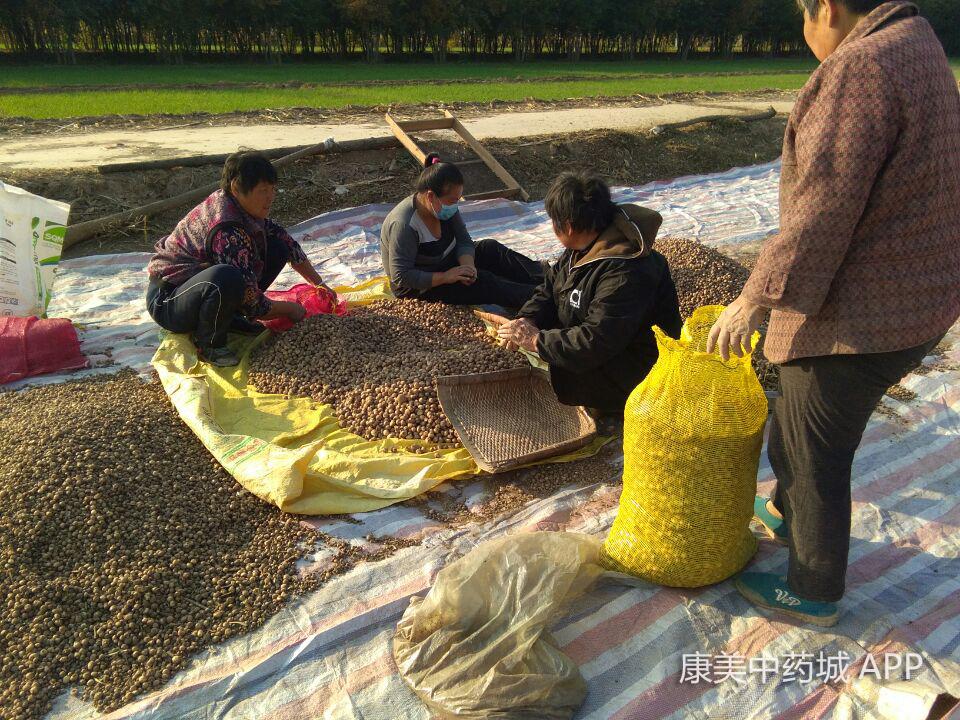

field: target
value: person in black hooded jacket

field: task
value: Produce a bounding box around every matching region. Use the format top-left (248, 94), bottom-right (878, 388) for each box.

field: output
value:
top-left (497, 172), bottom-right (682, 416)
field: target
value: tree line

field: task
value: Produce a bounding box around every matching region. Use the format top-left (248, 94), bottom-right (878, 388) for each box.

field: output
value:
top-left (1, 0), bottom-right (957, 64)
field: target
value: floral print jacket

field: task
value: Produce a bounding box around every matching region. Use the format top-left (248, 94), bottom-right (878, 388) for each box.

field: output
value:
top-left (147, 190), bottom-right (307, 318)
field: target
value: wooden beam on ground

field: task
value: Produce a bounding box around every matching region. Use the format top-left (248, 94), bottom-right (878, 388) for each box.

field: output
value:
top-left (97, 136), bottom-right (401, 174)
top-left (466, 188), bottom-right (523, 201)
top-left (64, 135), bottom-right (402, 250)
top-left (651, 106), bottom-right (777, 135)
top-left (443, 110), bottom-right (529, 202)
top-left (98, 145), bottom-right (311, 174)
top-left (385, 110), bottom-right (529, 203)
top-left (384, 113), bottom-right (427, 165)
top-left (393, 118), bottom-right (456, 132)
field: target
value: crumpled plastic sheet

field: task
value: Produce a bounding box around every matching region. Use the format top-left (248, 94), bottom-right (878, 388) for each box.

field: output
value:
top-left (393, 532), bottom-right (607, 720)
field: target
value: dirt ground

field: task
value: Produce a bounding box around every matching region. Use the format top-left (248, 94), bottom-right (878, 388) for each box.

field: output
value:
top-left (4, 114), bottom-right (788, 259)
top-left (0, 90), bottom-right (795, 139)
top-left (0, 100), bottom-right (792, 170)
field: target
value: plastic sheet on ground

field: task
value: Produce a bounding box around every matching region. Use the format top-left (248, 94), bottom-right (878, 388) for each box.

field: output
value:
top-left (32, 162), bottom-right (960, 719)
top-left (151, 278), bottom-right (605, 514)
top-left (40, 161), bottom-right (785, 385)
top-left (394, 531), bottom-right (605, 720)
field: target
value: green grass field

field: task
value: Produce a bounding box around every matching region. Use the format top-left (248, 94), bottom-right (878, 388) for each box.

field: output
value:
top-left (0, 59), bottom-right (820, 87)
top-left (1, 74), bottom-right (814, 118)
top-left (0, 59), bottom-right (956, 119)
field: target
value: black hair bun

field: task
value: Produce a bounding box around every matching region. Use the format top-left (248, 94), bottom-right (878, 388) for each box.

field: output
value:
top-left (415, 153), bottom-right (463, 194)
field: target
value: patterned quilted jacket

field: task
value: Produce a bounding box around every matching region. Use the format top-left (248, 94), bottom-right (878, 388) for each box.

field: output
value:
top-left (147, 190), bottom-right (307, 318)
top-left (743, 1), bottom-right (960, 363)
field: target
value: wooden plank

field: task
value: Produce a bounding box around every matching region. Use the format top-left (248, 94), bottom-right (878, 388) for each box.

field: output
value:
top-left (97, 136), bottom-right (401, 174)
top-left (466, 187), bottom-right (522, 201)
top-left (65, 136), bottom-right (402, 249)
top-left (384, 112), bottom-right (427, 165)
top-left (444, 110), bottom-right (530, 202)
top-left (394, 118), bottom-right (456, 132)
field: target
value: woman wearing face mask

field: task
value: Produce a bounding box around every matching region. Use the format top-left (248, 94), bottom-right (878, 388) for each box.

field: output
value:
top-left (146, 151), bottom-right (330, 367)
top-left (380, 153), bottom-right (545, 307)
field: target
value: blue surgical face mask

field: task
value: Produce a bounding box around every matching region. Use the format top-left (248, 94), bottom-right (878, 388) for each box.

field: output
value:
top-left (436, 201), bottom-right (459, 221)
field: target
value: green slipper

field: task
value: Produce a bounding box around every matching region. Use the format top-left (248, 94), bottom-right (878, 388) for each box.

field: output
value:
top-left (735, 572), bottom-right (839, 627)
top-left (196, 344), bottom-right (240, 368)
top-left (229, 315), bottom-right (267, 336)
top-left (754, 495), bottom-right (789, 546)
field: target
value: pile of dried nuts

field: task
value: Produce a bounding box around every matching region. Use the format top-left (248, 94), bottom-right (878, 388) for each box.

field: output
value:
top-left (658, 237), bottom-right (779, 390)
top-left (249, 299), bottom-right (526, 444)
top-left (0, 372), bottom-right (320, 718)
top-left (658, 237), bottom-right (751, 319)
top-left (407, 454), bottom-right (619, 528)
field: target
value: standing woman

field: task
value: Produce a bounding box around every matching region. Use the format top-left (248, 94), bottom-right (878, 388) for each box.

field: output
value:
top-left (146, 152), bottom-right (330, 366)
top-left (380, 153), bottom-right (545, 308)
top-left (707, 0), bottom-right (960, 625)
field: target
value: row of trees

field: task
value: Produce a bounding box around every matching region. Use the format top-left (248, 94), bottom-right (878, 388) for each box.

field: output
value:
top-left (1, 0), bottom-right (958, 63)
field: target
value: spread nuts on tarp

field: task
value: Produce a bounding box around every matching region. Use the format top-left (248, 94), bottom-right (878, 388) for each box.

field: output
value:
top-left (0, 372), bottom-right (320, 718)
top-left (249, 299), bottom-right (527, 445)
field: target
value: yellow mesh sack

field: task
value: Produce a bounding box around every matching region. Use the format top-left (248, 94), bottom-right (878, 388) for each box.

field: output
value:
top-left (600, 305), bottom-right (767, 587)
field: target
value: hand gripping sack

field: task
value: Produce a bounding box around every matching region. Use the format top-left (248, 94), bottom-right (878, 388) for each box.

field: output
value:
top-left (262, 283), bottom-right (348, 332)
top-left (600, 305), bottom-right (767, 587)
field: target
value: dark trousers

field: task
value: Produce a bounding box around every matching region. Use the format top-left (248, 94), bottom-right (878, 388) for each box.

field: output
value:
top-left (417, 239), bottom-right (544, 309)
top-left (146, 235), bottom-right (289, 348)
top-left (768, 335), bottom-right (942, 602)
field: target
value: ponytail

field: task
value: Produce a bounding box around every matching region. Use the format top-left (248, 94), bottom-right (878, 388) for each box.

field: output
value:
top-left (415, 152), bottom-right (464, 196)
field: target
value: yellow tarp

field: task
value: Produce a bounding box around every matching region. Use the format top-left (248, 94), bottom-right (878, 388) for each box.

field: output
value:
top-left (152, 277), bottom-right (604, 515)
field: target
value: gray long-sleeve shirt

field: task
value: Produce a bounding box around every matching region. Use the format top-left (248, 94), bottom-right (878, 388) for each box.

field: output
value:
top-left (379, 195), bottom-right (475, 294)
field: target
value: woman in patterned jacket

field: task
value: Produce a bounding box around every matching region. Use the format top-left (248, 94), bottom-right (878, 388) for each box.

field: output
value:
top-left (708, 0), bottom-right (960, 626)
top-left (146, 152), bottom-right (329, 366)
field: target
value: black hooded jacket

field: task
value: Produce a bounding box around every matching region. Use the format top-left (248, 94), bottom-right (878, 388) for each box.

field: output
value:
top-left (517, 203), bottom-right (683, 414)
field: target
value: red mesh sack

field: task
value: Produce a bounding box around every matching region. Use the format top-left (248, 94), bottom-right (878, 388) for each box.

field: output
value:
top-left (261, 284), bottom-right (348, 333)
top-left (0, 316), bottom-right (88, 385)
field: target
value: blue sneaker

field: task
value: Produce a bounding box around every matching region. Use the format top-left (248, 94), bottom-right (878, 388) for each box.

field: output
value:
top-left (735, 572), bottom-right (839, 627)
top-left (754, 496), bottom-right (789, 546)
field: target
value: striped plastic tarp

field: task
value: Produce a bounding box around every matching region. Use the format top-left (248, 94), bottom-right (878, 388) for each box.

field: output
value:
top-left (39, 161), bottom-right (959, 719)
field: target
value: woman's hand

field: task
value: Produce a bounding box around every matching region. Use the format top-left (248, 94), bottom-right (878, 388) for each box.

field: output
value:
top-left (497, 318), bottom-right (539, 353)
top-left (286, 302), bottom-right (307, 322)
top-left (442, 266), bottom-right (477, 286)
top-left (475, 311), bottom-right (510, 329)
top-left (458, 264), bottom-right (477, 285)
top-left (263, 299), bottom-right (306, 323)
top-left (706, 295), bottom-right (766, 361)
top-left (457, 255), bottom-right (477, 285)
